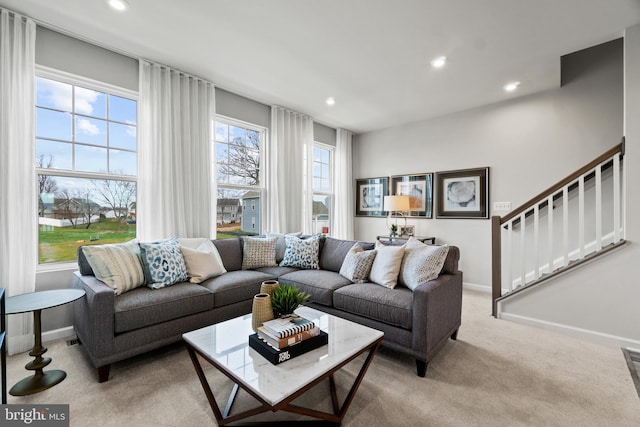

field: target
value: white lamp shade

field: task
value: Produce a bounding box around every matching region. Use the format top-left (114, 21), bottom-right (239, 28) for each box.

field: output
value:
top-left (384, 195), bottom-right (410, 212)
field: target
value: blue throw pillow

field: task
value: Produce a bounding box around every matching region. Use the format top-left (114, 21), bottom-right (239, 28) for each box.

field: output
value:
top-left (280, 235), bottom-right (320, 269)
top-left (139, 238), bottom-right (188, 289)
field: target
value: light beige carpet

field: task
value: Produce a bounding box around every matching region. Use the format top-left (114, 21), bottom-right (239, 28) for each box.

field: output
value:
top-left (5, 289), bottom-right (640, 426)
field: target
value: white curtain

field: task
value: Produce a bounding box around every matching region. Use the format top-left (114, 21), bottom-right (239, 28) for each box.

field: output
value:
top-left (137, 60), bottom-right (215, 241)
top-left (0, 9), bottom-right (37, 354)
top-left (333, 128), bottom-right (355, 239)
top-left (266, 106), bottom-right (313, 234)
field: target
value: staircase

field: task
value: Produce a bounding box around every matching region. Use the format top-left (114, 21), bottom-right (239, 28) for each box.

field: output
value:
top-left (491, 139), bottom-right (626, 316)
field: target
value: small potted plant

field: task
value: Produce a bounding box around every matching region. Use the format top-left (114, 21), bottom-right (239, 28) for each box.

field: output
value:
top-left (390, 223), bottom-right (398, 237)
top-left (270, 284), bottom-right (310, 317)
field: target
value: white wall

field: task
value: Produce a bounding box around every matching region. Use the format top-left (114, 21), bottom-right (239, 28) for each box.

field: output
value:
top-left (353, 39), bottom-right (623, 289)
top-left (498, 26), bottom-right (640, 347)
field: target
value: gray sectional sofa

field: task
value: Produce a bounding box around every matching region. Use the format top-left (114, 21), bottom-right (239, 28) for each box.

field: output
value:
top-left (72, 236), bottom-right (462, 382)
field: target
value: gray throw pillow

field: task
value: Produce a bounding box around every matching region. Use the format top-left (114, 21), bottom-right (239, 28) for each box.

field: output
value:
top-left (242, 236), bottom-right (278, 270)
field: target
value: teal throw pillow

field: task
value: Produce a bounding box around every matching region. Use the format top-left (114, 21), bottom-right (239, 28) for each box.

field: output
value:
top-left (139, 238), bottom-right (188, 289)
top-left (280, 235), bottom-right (320, 269)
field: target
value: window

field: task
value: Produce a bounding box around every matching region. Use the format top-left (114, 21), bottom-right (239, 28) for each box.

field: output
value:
top-left (312, 144), bottom-right (333, 235)
top-left (36, 69), bottom-right (137, 264)
top-left (215, 116), bottom-right (265, 238)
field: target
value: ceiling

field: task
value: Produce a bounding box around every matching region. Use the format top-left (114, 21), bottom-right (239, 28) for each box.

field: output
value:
top-left (3, 0), bottom-right (640, 134)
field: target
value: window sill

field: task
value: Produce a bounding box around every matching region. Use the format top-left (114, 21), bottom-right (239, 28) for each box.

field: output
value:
top-left (36, 262), bottom-right (78, 274)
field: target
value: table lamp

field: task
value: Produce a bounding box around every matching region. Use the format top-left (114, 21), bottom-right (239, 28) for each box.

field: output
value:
top-left (384, 195), bottom-right (410, 236)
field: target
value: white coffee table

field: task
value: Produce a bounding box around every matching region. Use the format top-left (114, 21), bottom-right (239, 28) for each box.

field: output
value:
top-left (183, 306), bottom-right (384, 426)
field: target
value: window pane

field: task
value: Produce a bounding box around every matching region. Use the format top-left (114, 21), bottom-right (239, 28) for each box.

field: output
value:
top-left (216, 189), bottom-right (260, 239)
top-left (216, 142), bottom-right (228, 163)
top-left (75, 116), bottom-right (107, 146)
top-left (109, 122), bottom-right (137, 150)
top-left (215, 123), bottom-right (228, 142)
top-left (109, 149), bottom-right (136, 175)
top-left (312, 195), bottom-right (330, 234)
top-left (36, 140), bottom-right (72, 171)
top-left (36, 77), bottom-right (72, 110)
top-left (75, 145), bottom-right (107, 173)
top-left (109, 95), bottom-right (137, 124)
top-left (38, 176), bottom-right (136, 264)
top-left (75, 86), bottom-right (106, 118)
top-left (36, 108), bottom-right (72, 141)
top-left (229, 126), bottom-right (245, 145)
top-left (247, 130), bottom-right (259, 149)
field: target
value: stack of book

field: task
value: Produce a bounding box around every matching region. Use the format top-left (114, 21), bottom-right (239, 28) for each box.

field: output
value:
top-left (249, 315), bottom-right (328, 365)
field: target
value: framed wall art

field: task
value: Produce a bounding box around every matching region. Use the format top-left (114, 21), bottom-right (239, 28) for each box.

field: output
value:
top-left (436, 167), bottom-right (489, 219)
top-left (355, 177), bottom-right (388, 217)
top-left (390, 173), bottom-right (433, 218)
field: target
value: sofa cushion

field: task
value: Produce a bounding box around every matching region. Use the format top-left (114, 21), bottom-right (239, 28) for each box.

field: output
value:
top-left (280, 235), bottom-right (320, 269)
top-left (441, 245), bottom-right (460, 275)
top-left (319, 237), bottom-right (357, 272)
top-left (399, 238), bottom-right (450, 290)
top-left (339, 243), bottom-right (377, 283)
top-left (254, 266), bottom-right (300, 277)
top-left (279, 270), bottom-right (351, 306)
top-left (81, 239), bottom-right (145, 295)
top-left (114, 283), bottom-right (215, 333)
top-left (200, 270), bottom-right (275, 308)
top-left (139, 238), bottom-right (189, 289)
top-left (242, 236), bottom-right (278, 270)
top-left (266, 232), bottom-right (302, 263)
top-left (333, 283), bottom-right (413, 330)
top-left (212, 238), bottom-right (243, 271)
top-left (369, 241), bottom-right (406, 289)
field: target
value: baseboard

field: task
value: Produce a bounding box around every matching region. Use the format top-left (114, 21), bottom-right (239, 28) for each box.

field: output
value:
top-left (500, 312), bottom-right (640, 349)
top-left (463, 282), bottom-right (491, 293)
top-left (42, 326), bottom-right (76, 343)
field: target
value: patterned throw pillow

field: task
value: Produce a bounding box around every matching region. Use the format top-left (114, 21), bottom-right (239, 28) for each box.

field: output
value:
top-left (399, 237), bottom-right (450, 290)
top-left (280, 235), bottom-right (320, 269)
top-left (81, 239), bottom-right (145, 295)
top-left (139, 238), bottom-right (189, 289)
top-left (339, 243), bottom-right (377, 283)
top-left (242, 236), bottom-right (278, 270)
top-left (369, 240), bottom-right (406, 289)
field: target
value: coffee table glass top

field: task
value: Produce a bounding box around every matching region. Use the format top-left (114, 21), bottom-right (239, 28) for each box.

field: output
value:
top-left (183, 306), bottom-right (384, 407)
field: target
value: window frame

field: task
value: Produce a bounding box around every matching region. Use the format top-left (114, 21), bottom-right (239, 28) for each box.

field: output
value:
top-left (35, 66), bottom-right (138, 271)
top-left (214, 115), bottom-right (266, 235)
top-left (312, 142), bottom-right (334, 235)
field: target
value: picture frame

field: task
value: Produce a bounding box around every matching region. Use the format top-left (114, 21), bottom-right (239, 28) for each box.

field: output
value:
top-left (390, 173), bottom-right (433, 218)
top-left (399, 225), bottom-right (415, 237)
top-left (436, 167), bottom-right (489, 219)
top-left (355, 177), bottom-right (388, 217)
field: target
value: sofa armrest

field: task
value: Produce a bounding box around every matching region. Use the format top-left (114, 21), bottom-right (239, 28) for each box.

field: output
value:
top-left (72, 271), bottom-right (116, 360)
top-left (411, 271), bottom-right (463, 358)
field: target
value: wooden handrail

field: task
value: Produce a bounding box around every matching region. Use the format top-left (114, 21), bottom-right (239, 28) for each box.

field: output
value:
top-left (500, 139), bottom-right (624, 224)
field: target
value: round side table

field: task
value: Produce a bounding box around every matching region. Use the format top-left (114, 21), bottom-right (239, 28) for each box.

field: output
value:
top-left (5, 289), bottom-right (85, 396)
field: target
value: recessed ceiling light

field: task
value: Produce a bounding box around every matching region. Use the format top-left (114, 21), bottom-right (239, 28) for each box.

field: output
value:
top-left (325, 97), bottom-right (335, 106)
top-left (430, 56), bottom-right (447, 68)
top-left (504, 81), bottom-right (520, 92)
top-left (108, 0), bottom-right (129, 11)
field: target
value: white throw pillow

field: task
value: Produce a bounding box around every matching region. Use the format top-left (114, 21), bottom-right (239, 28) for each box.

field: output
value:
top-left (339, 243), bottom-right (377, 283)
top-left (399, 238), bottom-right (450, 290)
top-left (369, 240), bottom-right (406, 289)
top-left (180, 245), bottom-right (227, 283)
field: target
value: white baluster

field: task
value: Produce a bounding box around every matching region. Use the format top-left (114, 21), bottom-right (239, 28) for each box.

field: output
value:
top-left (533, 204), bottom-right (539, 280)
top-left (547, 195), bottom-right (554, 274)
top-left (506, 221), bottom-right (513, 292)
top-left (595, 164), bottom-right (602, 251)
top-left (578, 175), bottom-right (585, 259)
top-left (563, 186), bottom-right (569, 267)
top-left (520, 213), bottom-right (526, 287)
top-left (613, 153), bottom-right (621, 242)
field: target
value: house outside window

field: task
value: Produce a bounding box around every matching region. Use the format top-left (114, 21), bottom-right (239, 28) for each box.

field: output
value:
top-left (36, 69), bottom-right (137, 264)
top-left (312, 144), bottom-right (333, 235)
top-left (215, 116), bottom-right (265, 238)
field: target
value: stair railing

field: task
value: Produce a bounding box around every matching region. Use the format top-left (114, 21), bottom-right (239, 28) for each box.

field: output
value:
top-left (492, 139), bottom-right (625, 316)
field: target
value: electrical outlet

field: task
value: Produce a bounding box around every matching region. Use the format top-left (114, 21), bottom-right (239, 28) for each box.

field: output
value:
top-left (494, 202), bottom-right (511, 211)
